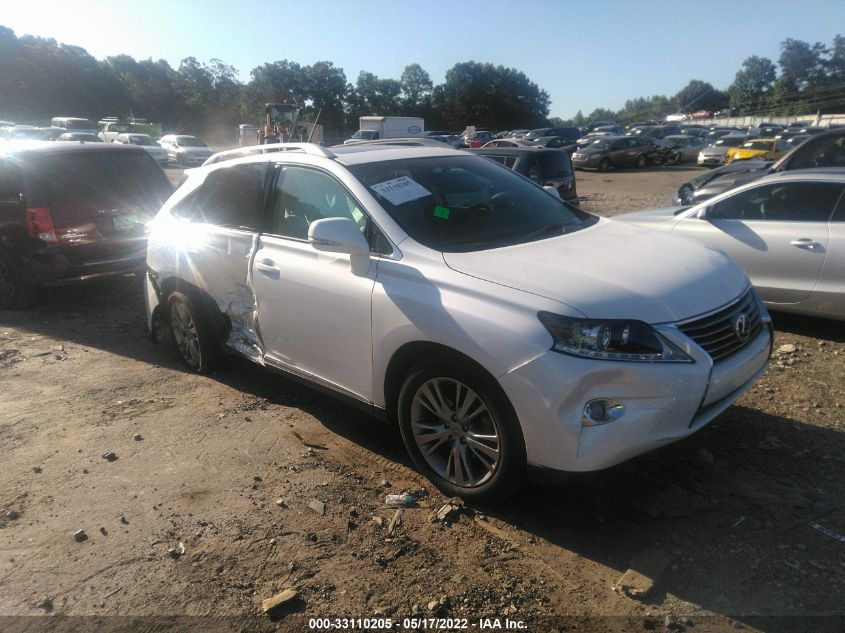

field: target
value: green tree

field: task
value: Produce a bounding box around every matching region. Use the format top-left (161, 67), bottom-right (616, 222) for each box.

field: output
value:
top-left (432, 61), bottom-right (549, 130)
top-left (400, 63), bottom-right (433, 108)
top-left (728, 56), bottom-right (777, 113)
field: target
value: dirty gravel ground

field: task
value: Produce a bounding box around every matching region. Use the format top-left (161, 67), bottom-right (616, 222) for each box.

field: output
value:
top-left (1, 166), bottom-right (843, 633)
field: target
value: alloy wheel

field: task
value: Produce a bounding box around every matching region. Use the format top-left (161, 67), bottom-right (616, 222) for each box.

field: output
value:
top-left (170, 300), bottom-right (201, 369)
top-left (410, 377), bottom-right (501, 487)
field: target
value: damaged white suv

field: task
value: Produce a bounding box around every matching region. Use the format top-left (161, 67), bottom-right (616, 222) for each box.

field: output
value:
top-left (145, 143), bottom-right (771, 500)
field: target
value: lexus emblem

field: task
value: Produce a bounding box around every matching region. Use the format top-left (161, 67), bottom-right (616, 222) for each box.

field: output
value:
top-left (733, 312), bottom-right (750, 342)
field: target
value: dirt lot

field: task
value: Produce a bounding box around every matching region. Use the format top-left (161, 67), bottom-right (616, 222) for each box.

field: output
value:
top-left (1, 166), bottom-right (843, 633)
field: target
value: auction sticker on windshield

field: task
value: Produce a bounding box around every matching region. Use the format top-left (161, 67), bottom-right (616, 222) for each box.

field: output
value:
top-left (370, 176), bottom-right (431, 206)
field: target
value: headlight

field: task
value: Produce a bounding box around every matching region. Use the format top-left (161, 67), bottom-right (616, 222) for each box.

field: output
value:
top-left (537, 312), bottom-right (693, 362)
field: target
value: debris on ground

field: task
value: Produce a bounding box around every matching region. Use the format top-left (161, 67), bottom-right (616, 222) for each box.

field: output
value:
top-left (431, 497), bottom-right (464, 523)
top-left (261, 588), bottom-right (298, 614)
top-left (275, 498), bottom-right (287, 508)
top-left (479, 552), bottom-right (518, 569)
top-left (167, 542), bottom-right (186, 559)
top-left (307, 499), bottom-right (326, 516)
top-left (387, 509), bottom-right (403, 535)
top-left (101, 452), bottom-right (118, 462)
top-left (133, 434), bottom-right (143, 441)
top-left (72, 529), bottom-right (88, 543)
top-left (385, 493), bottom-right (416, 508)
top-left (777, 344), bottom-right (797, 354)
top-left (613, 549), bottom-right (674, 600)
top-left (32, 466), bottom-right (43, 473)
top-left (291, 430), bottom-right (328, 450)
top-left (6, 509), bottom-right (20, 520)
top-left (808, 521), bottom-right (845, 543)
top-left (99, 527), bottom-right (108, 536)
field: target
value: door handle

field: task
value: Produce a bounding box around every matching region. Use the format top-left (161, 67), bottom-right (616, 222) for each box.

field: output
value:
top-left (790, 238), bottom-right (821, 250)
top-left (255, 259), bottom-right (280, 277)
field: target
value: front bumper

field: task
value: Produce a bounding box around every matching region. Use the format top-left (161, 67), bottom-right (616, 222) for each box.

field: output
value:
top-left (571, 155), bottom-right (600, 168)
top-left (499, 322), bottom-right (771, 472)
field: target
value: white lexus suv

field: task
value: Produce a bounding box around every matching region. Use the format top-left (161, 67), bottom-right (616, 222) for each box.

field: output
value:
top-left (144, 143), bottom-right (771, 501)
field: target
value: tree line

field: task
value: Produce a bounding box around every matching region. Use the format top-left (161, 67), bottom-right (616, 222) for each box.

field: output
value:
top-left (564, 35), bottom-right (845, 127)
top-left (1, 25), bottom-right (842, 141)
top-left (0, 25), bottom-right (549, 141)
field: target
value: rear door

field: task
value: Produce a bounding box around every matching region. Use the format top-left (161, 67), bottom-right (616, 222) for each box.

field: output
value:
top-left (252, 164), bottom-right (379, 401)
top-left (170, 163), bottom-right (268, 359)
top-left (674, 180), bottom-right (842, 304)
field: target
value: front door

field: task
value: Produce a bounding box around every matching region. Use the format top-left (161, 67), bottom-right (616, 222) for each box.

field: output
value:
top-left (252, 164), bottom-right (378, 401)
top-left (674, 181), bottom-right (842, 304)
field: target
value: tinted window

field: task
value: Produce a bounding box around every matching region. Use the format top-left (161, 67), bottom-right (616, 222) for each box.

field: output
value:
top-left (268, 166), bottom-right (368, 240)
top-left (348, 155), bottom-right (596, 252)
top-left (538, 151), bottom-right (573, 177)
top-left (484, 155), bottom-right (518, 169)
top-left (787, 135), bottom-right (845, 169)
top-left (177, 164), bottom-right (265, 229)
top-left (27, 151), bottom-right (172, 219)
top-left (709, 182), bottom-right (844, 222)
top-left (64, 119), bottom-right (95, 130)
top-left (0, 160), bottom-right (21, 198)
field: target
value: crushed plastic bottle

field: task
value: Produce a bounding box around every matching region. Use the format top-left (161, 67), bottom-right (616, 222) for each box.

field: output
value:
top-left (385, 493), bottom-right (415, 508)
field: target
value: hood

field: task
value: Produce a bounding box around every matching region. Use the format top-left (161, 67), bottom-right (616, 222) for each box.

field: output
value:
top-left (700, 146), bottom-right (730, 156)
top-left (611, 207), bottom-right (686, 224)
top-left (688, 159), bottom-right (771, 188)
top-left (698, 169), bottom-right (764, 195)
top-left (442, 219), bottom-right (748, 324)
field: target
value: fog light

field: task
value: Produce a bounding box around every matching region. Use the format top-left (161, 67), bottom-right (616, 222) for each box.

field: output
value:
top-left (582, 399), bottom-right (626, 426)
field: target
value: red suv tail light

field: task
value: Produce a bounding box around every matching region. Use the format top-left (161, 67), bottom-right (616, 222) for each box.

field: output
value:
top-left (25, 207), bottom-right (58, 244)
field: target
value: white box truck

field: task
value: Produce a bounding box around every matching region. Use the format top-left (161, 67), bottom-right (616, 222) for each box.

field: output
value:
top-left (345, 116), bottom-right (424, 144)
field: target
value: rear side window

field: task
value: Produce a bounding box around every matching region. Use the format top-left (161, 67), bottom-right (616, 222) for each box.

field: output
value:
top-left (484, 155), bottom-right (518, 169)
top-left (709, 182), bottom-right (844, 222)
top-left (26, 151), bottom-right (172, 218)
top-left (787, 135), bottom-right (845, 169)
top-left (0, 160), bottom-right (22, 199)
top-left (177, 164), bottom-right (266, 230)
top-left (538, 152), bottom-right (573, 177)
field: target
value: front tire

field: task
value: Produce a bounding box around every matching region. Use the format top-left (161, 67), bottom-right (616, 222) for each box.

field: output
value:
top-left (636, 154), bottom-right (647, 168)
top-left (166, 290), bottom-right (222, 373)
top-left (397, 357), bottom-right (526, 502)
top-left (598, 157), bottom-right (611, 172)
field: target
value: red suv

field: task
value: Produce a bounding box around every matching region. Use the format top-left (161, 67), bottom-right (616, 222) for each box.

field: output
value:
top-left (0, 142), bottom-right (172, 308)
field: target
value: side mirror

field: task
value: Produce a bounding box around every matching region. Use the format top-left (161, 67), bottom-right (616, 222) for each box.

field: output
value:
top-left (308, 217), bottom-right (370, 257)
top-left (543, 185), bottom-right (561, 198)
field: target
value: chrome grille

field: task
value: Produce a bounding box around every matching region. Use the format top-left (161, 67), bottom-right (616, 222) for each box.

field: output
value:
top-left (678, 289), bottom-right (762, 363)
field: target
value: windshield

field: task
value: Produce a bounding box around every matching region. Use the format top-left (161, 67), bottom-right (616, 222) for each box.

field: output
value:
top-left (347, 155), bottom-right (596, 252)
top-left (352, 130), bottom-right (378, 140)
top-left (65, 119), bottom-right (95, 130)
top-left (128, 135), bottom-right (158, 146)
top-left (712, 137), bottom-right (739, 147)
top-left (589, 139), bottom-right (611, 149)
top-left (176, 136), bottom-right (205, 147)
top-left (744, 141), bottom-right (773, 150)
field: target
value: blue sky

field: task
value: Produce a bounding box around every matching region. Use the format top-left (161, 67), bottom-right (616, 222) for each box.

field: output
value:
top-left (3, 0), bottom-right (844, 119)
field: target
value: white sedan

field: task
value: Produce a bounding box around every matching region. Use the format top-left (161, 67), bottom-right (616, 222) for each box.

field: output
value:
top-left (615, 169), bottom-right (844, 320)
top-left (115, 133), bottom-right (168, 164)
top-left (144, 143), bottom-right (770, 500)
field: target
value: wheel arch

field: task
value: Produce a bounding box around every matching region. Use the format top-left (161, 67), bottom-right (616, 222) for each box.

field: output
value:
top-left (158, 276), bottom-right (230, 343)
top-left (383, 341), bottom-right (507, 424)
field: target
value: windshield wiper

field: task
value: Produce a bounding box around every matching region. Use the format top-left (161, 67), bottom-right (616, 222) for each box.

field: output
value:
top-left (521, 219), bottom-right (575, 242)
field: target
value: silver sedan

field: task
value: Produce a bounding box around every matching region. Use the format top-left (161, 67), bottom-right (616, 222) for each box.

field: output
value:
top-left (614, 169), bottom-right (845, 320)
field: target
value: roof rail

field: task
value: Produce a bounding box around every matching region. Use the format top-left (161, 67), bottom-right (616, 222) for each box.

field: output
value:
top-left (203, 142), bottom-right (336, 166)
top-left (338, 137), bottom-right (456, 149)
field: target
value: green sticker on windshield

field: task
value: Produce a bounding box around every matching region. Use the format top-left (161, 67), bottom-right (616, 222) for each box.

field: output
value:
top-left (434, 206), bottom-right (450, 219)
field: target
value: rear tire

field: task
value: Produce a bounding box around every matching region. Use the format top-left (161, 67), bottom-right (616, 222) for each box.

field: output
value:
top-left (598, 157), bottom-right (611, 172)
top-left (0, 248), bottom-right (38, 309)
top-left (397, 356), bottom-right (526, 503)
top-left (636, 154), bottom-right (647, 168)
top-left (166, 290), bottom-right (222, 373)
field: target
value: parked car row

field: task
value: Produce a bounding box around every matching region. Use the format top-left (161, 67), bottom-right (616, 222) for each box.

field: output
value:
top-left (1, 118), bottom-right (211, 166)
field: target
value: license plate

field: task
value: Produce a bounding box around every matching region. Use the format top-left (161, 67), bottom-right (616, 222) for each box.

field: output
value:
top-left (113, 213), bottom-right (142, 230)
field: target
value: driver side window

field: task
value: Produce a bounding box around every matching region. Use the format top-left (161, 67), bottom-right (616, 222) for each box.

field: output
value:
top-left (708, 182), bottom-right (844, 222)
top-left (267, 165), bottom-right (373, 242)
